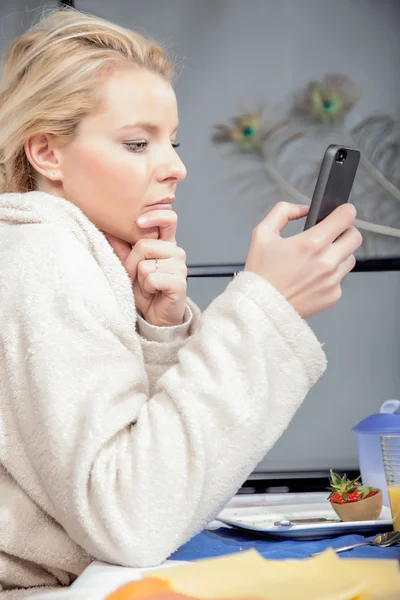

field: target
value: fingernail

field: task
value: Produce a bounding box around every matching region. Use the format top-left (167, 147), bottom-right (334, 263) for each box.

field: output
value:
top-left (348, 204), bottom-right (357, 216)
top-left (137, 216), bottom-right (148, 226)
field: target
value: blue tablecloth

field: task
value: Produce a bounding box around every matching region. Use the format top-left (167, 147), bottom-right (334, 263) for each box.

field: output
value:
top-left (171, 526), bottom-right (400, 562)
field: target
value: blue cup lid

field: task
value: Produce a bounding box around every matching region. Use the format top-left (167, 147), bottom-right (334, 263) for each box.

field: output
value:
top-left (352, 412), bottom-right (400, 434)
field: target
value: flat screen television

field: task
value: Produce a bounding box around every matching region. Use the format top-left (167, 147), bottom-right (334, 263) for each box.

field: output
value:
top-left (187, 261), bottom-right (400, 489)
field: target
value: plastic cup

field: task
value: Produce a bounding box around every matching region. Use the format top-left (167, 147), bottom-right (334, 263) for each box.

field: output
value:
top-left (381, 434), bottom-right (400, 531)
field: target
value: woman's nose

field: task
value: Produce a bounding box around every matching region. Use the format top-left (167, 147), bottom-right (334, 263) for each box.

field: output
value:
top-left (157, 152), bottom-right (187, 184)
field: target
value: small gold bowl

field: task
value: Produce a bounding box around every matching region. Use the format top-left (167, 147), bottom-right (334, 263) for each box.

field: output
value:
top-left (331, 490), bottom-right (383, 522)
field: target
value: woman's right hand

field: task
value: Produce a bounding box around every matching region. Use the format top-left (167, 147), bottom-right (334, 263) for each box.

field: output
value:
top-left (244, 202), bottom-right (362, 319)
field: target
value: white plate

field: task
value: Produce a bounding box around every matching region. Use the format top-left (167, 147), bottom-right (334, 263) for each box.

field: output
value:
top-left (218, 492), bottom-right (393, 540)
top-left (29, 561), bottom-right (188, 600)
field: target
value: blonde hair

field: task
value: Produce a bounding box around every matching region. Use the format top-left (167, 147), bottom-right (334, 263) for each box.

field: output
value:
top-left (0, 7), bottom-right (174, 193)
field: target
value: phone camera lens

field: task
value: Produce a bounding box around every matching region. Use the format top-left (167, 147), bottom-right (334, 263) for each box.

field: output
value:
top-left (335, 148), bottom-right (347, 164)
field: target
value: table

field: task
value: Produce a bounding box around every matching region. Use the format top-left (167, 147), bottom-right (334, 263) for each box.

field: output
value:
top-left (30, 493), bottom-right (400, 600)
top-left (170, 525), bottom-right (400, 562)
top-left (57, 526), bottom-right (400, 600)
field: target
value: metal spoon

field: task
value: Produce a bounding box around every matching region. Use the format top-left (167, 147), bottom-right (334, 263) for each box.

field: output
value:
top-left (312, 531), bottom-right (400, 556)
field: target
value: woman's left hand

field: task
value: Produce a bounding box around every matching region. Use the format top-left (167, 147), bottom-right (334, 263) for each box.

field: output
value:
top-left (104, 210), bottom-right (187, 327)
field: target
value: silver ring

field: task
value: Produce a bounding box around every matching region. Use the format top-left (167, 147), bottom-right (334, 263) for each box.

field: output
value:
top-left (154, 258), bottom-right (159, 273)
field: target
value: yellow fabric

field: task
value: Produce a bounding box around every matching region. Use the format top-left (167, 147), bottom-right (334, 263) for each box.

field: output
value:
top-left (147, 548), bottom-right (400, 600)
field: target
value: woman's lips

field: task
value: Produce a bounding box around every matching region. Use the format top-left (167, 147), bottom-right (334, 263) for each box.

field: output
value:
top-left (142, 203), bottom-right (173, 214)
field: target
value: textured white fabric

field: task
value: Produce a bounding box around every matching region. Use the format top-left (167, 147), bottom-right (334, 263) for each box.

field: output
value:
top-left (0, 191), bottom-right (327, 597)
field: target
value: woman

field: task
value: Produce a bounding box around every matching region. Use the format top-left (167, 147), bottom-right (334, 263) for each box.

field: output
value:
top-left (0, 7), bottom-right (361, 598)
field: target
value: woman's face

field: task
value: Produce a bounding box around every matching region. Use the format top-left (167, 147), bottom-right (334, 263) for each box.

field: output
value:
top-left (41, 68), bottom-right (187, 244)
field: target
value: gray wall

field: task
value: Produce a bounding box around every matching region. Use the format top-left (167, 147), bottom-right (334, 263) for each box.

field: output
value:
top-left (0, 1), bottom-right (58, 54)
top-left (77, 0), bottom-right (400, 264)
top-left (2, 0), bottom-right (400, 474)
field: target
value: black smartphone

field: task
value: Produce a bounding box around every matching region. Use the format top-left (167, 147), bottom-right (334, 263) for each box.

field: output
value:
top-left (303, 144), bottom-right (360, 230)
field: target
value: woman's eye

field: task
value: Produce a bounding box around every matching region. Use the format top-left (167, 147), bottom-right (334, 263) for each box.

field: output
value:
top-left (124, 140), bottom-right (181, 153)
top-left (124, 141), bottom-right (148, 153)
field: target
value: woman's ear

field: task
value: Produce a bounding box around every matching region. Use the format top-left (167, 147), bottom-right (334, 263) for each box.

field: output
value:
top-left (24, 133), bottom-right (63, 182)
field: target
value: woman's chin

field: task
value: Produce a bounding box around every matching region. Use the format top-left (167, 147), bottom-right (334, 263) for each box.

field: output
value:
top-left (135, 226), bottom-right (160, 241)
top-left (102, 227), bottom-right (160, 246)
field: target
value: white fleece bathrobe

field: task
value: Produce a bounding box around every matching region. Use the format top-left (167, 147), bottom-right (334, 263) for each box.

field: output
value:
top-left (0, 191), bottom-right (327, 598)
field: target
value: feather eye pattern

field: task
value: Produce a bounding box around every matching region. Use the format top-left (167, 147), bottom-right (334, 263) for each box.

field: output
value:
top-left (211, 73), bottom-right (400, 258)
top-left (212, 114), bottom-right (265, 153)
top-left (292, 73), bottom-right (360, 123)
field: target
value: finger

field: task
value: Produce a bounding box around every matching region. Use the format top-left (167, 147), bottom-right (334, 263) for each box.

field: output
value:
top-left (336, 254), bottom-right (357, 282)
top-left (143, 272), bottom-right (187, 298)
top-left (324, 255), bottom-right (356, 296)
top-left (137, 258), bottom-right (187, 292)
top-left (260, 202), bottom-right (310, 235)
top-left (125, 239), bottom-right (185, 280)
top-left (137, 209), bottom-right (177, 242)
top-left (308, 204), bottom-right (357, 247)
top-left (332, 226), bottom-right (363, 263)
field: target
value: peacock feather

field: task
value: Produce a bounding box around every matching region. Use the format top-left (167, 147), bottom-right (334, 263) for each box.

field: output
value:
top-left (211, 73), bottom-right (400, 258)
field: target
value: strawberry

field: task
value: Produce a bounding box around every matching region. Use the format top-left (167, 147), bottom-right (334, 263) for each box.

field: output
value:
top-left (364, 489), bottom-right (379, 499)
top-left (346, 490), bottom-right (361, 503)
top-left (328, 470), bottom-right (379, 504)
top-left (329, 492), bottom-right (346, 505)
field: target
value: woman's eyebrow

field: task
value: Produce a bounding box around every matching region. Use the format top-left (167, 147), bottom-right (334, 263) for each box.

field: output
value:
top-left (117, 122), bottom-right (179, 134)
